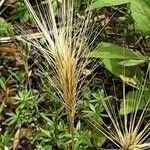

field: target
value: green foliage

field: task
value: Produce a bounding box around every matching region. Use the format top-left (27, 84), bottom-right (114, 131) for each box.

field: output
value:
top-left (73, 130), bottom-right (93, 149)
top-left (0, 17), bottom-right (13, 36)
top-left (78, 88), bottom-right (109, 147)
top-left (0, 131), bottom-right (12, 150)
top-left (36, 112), bottom-right (70, 149)
top-left (90, 0), bottom-right (129, 10)
top-left (102, 58), bottom-right (138, 77)
top-left (9, 68), bottom-right (22, 83)
top-left (89, 42), bottom-right (145, 60)
top-left (81, 88), bottom-right (105, 123)
top-left (10, 1), bottom-right (32, 23)
top-left (14, 90), bottom-right (38, 109)
top-left (89, 42), bottom-right (146, 86)
top-left (90, 0), bottom-right (150, 36)
top-left (0, 75), bottom-right (6, 91)
top-left (6, 109), bottom-right (25, 127)
top-left (130, 0), bottom-right (150, 35)
top-left (6, 90), bottom-right (40, 128)
top-left (120, 90), bottom-right (150, 114)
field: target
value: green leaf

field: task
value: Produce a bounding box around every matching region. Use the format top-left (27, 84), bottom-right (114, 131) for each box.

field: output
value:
top-left (90, 0), bottom-right (130, 10)
top-left (89, 42), bottom-right (145, 60)
top-left (120, 90), bottom-right (150, 114)
top-left (102, 58), bottom-right (143, 87)
top-left (89, 104), bottom-right (96, 112)
top-left (119, 59), bottom-right (146, 66)
top-left (130, 0), bottom-right (150, 35)
top-left (0, 102), bottom-right (5, 114)
top-left (89, 42), bottom-right (144, 86)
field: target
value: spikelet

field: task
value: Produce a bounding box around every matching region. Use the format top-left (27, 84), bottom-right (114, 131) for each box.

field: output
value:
top-left (18, 0), bottom-right (92, 149)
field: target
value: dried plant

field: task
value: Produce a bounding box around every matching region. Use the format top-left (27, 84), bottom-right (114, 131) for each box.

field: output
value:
top-left (17, 0), bottom-right (93, 149)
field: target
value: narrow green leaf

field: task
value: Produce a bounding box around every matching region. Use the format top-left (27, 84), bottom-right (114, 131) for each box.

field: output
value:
top-left (40, 113), bottom-right (53, 125)
top-left (40, 128), bottom-right (52, 138)
top-left (0, 77), bottom-right (6, 91)
top-left (0, 102), bottom-right (5, 113)
top-left (89, 104), bottom-right (96, 112)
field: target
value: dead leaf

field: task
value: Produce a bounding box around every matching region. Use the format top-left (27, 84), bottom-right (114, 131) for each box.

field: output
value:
top-left (5, 0), bottom-right (16, 4)
top-left (0, 46), bottom-right (16, 53)
top-left (6, 79), bottom-right (15, 86)
top-left (13, 128), bottom-right (32, 150)
top-left (0, 90), bottom-right (4, 102)
top-left (119, 75), bottom-right (137, 86)
top-left (13, 128), bottom-right (21, 150)
top-left (7, 96), bottom-right (15, 105)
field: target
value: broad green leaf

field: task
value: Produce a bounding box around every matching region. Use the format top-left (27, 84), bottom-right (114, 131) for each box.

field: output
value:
top-left (130, 0), bottom-right (150, 35)
top-left (120, 90), bottom-right (150, 114)
top-left (90, 0), bottom-right (130, 10)
top-left (102, 58), bottom-right (142, 87)
top-left (89, 42), bottom-right (145, 60)
top-left (102, 58), bottom-right (138, 77)
top-left (89, 42), bottom-right (144, 86)
top-left (119, 59), bottom-right (146, 66)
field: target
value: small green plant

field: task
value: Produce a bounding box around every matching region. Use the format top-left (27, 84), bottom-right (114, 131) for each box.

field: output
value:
top-left (0, 17), bottom-right (13, 36)
top-left (6, 109), bottom-right (25, 128)
top-left (80, 88), bottom-right (106, 123)
top-left (35, 112), bottom-right (70, 149)
top-left (10, 1), bottom-right (32, 23)
top-left (6, 90), bottom-right (40, 128)
top-left (14, 90), bottom-right (38, 109)
top-left (0, 131), bottom-right (13, 150)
